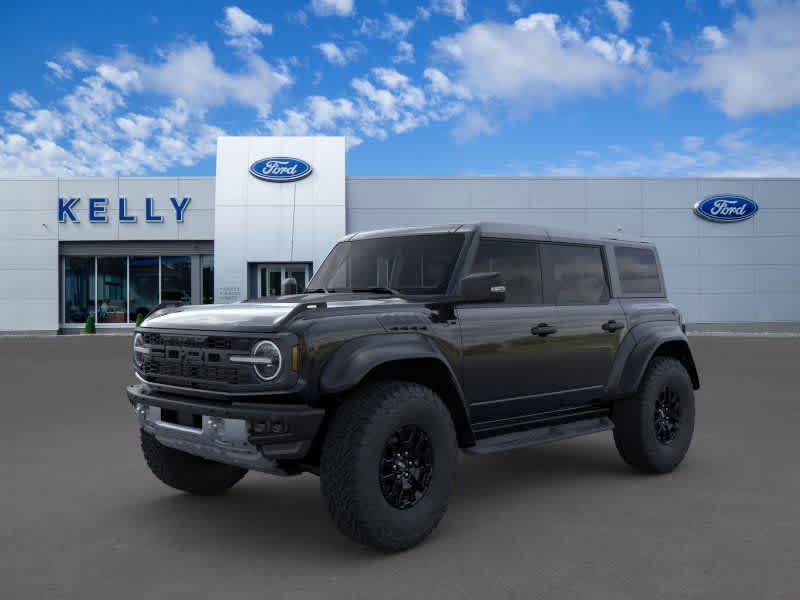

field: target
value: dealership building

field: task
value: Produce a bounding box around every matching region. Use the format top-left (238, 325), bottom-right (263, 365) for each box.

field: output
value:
top-left (1, 135), bottom-right (798, 334)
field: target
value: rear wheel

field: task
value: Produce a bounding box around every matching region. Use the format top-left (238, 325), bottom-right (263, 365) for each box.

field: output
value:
top-left (612, 357), bottom-right (695, 474)
top-left (140, 430), bottom-right (248, 495)
top-left (320, 381), bottom-right (458, 552)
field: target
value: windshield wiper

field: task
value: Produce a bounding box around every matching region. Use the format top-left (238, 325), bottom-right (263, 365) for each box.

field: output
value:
top-left (350, 286), bottom-right (401, 296)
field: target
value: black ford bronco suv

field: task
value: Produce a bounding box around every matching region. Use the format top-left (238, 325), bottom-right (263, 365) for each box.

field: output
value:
top-left (128, 222), bottom-right (699, 551)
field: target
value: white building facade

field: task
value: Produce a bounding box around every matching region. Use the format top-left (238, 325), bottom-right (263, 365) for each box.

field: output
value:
top-left (0, 135), bottom-right (798, 333)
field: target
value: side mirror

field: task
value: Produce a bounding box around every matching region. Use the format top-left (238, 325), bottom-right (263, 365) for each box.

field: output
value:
top-left (459, 272), bottom-right (506, 303)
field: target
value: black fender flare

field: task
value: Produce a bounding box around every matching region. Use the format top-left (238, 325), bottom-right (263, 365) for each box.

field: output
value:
top-left (319, 333), bottom-right (474, 445)
top-left (606, 321), bottom-right (700, 398)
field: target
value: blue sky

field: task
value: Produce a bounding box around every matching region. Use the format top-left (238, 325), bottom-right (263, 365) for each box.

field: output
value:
top-left (1, 0), bottom-right (798, 177)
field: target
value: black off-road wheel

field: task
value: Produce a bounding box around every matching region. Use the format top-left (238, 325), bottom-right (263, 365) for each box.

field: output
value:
top-left (140, 430), bottom-right (248, 495)
top-left (320, 381), bottom-right (458, 552)
top-left (612, 356), bottom-right (695, 474)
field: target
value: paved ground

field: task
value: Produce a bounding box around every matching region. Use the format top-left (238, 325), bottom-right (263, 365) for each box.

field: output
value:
top-left (1, 335), bottom-right (798, 600)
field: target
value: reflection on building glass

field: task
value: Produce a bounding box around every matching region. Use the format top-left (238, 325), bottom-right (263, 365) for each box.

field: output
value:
top-left (62, 253), bottom-right (215, 325)
top-left (64, 256), bottom-right (95, 324)
top-left (97, 257), bottom-right (127, 323)
top-left (161, 256), bottom-right (191, 304)
top-left (130, 256), bottom-right (159, 320)
top-left (201, 255), bottom-right (214, 304)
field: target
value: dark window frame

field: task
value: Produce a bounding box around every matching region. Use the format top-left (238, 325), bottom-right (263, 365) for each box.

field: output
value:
top-left (613, 245), bottom-right (666, 298)
top-left (465, 236), bottom-right (545, 306)
top-left (540, 242), bottom-right (612, 306)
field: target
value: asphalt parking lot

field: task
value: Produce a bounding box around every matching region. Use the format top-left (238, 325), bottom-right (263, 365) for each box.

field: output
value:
top-left (1, 334), bottom-right (798, 599)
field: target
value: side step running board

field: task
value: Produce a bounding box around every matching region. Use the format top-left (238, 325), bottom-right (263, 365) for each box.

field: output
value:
top-left (465, 416), bottom-right (613, 456)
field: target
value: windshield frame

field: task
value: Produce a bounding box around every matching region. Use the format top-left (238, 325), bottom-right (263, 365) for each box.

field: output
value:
top-left (307, 232), bottom-right (471, 297)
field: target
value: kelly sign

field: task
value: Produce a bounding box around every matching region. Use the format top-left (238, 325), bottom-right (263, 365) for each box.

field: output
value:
top-left (58, 197), bottom-right (191, 224)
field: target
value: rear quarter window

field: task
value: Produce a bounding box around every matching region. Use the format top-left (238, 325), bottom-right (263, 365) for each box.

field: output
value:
top-left (541, 243), bottom-right (609, 305)
top-left (615, 246), bottom-right (663, 295)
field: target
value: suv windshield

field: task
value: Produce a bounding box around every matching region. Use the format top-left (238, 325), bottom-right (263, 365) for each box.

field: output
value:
top-left (307, 233), bottom-right (466, 295)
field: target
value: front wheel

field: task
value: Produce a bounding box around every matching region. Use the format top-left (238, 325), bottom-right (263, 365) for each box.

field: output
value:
top-left (612, 357), bottom-right (695, 474)
top-left (320, 381), bottom-right (458, 552)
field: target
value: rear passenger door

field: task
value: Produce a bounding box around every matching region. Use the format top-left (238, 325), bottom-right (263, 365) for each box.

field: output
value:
top-left (457, 238), bottom-right (562, 425)
top-left (540, 243), bottom-right (626, 408)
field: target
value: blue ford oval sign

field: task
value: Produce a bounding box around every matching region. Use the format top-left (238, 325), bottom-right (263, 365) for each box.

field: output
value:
top-left (693, 195), bottom-right (758, 223)
top-left (249, 157), bottom-right (312, 183)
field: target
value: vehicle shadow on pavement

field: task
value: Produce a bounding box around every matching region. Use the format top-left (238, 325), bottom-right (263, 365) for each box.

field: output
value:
top-left (123, 433), bottom-right (633, 560)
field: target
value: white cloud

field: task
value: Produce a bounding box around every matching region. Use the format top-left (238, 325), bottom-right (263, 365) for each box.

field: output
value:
top-left (139, 42), bottom-right (290, 116)
top-left (451, 110), bottom-right (496, 142)
top-left (423, 67), bottom-right (472, 100)
top-left (386, 14), bottom-right (414, 38)
top-left (432, 13), bottom-right (639, 107)
top-left (359, 13), bottom-right (415, 41)
top-left (701, 25), bottom-right (728, 49)
top-left (266, 66), bottom-right (463, 145)
top-left (45, 61), bottom-right (71, 80)
top-left (393, 41), bottom-right (415, 64)
top-left (218, 6), bottom-right (272, 51)
top-left (606, 0), bottom-right (632, 33)
top-left (0, 34), bottom-right (288, 175)
top-left (681, 135), bottom-right (705, 152)
top-left (314, 42), bottom-right (363, 66)
top-left (9, 91), bottom-right (38, 111)
top-left (96, 64), bottom-right (142, 93)
top-left (690, 1), bottom-right (800, 116)
top-left (546, 128), bottom-right (800, 177)
top-left (660, 20), bottom-right (673, 43)
top-left (430, 0), bottom-right (468, 21)
top-left (507, 1), bottom-right (522, 16)
top-left (310, 0), bottom-right (354, 17)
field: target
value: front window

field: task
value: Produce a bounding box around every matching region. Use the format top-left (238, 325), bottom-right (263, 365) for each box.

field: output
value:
top-left (308, 233), bottom-right (466, 295)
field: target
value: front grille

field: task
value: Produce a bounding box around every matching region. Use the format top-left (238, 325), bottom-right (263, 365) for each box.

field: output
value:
top-left (143, 360), bottom-right (242, 384)
top-left (142, 332), bottom-right (248, 351)
top-left (139, 333), bottom-right (255, 387)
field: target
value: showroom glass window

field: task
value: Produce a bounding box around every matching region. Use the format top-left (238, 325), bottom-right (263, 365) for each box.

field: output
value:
top-left (129, 256), bottom-right (159, 321)
top-left (97, 257), bottom-right (127, 323)
top-left (64, 256), bottom-right (95, 324)
top-left (470, 238), bottom-right (543, 304)
top-left (161, 256), bottom-right (191, 303)
top-left (542, 244), bottom-right (610, 305)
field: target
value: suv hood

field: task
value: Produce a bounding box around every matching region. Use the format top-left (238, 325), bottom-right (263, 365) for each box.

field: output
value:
top-left (140, 293), bottom-right (412, 333)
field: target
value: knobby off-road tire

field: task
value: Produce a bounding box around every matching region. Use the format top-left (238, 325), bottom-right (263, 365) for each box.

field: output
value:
top-left (320, 381), bottom-right (458, 552)
top-left (140, 430), bottom-right (248, 495)
top-left (613, 356), bottom-right (695, 474)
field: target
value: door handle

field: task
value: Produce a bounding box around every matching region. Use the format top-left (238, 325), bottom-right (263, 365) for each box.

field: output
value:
top-left (602, 320), bottom-right (625, 333)
top-left (531, 323), bottom-right (557, 337)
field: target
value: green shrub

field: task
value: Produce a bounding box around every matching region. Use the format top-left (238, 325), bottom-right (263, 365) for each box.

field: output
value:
top-left (84, 314), bottom-right (96, 334)
top-left (135, 313), bottom-right (145, 327)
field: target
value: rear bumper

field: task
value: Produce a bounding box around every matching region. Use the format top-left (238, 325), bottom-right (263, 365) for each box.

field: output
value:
top-left (127, 383), bottom-right (325, 470)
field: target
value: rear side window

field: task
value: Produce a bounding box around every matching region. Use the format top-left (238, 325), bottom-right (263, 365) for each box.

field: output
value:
top-left (470, 238), bottom-right (542, 304)
top-left (615, 246), bottom-right (663, 295)
top-left (542, 244), bottom-right (609, 305)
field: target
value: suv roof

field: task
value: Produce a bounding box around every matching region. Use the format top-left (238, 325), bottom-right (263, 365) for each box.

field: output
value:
top-left (343, 222), bottom-right (653, 247)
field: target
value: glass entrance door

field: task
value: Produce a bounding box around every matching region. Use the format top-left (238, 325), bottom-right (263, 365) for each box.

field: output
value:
top-left (257, 263), bottom-right (311, 297)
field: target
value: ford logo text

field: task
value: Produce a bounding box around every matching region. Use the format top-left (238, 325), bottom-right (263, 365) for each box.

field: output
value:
top-left (693, 195), bottom-right (758, 223)
top-left (249, 157), bottom-right (313, 183)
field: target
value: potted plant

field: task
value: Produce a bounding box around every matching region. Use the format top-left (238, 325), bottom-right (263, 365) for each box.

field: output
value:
top-left (84, 314), bottom-right (96, 334)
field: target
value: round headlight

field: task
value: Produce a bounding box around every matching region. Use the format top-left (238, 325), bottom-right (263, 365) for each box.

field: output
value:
top-left (133, 332), bottom-right (146, 369)
top-left (252, 340), bottom-right (282, 381)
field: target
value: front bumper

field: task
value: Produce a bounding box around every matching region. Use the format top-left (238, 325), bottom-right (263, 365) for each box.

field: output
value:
top-left (127, 383), bottom-right (325, 474)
